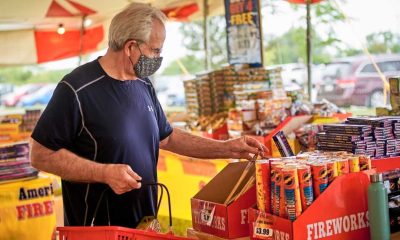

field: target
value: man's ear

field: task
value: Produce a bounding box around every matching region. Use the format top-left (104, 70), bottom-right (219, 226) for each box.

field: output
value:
top-left (124, 40), bottom-right (135, 56)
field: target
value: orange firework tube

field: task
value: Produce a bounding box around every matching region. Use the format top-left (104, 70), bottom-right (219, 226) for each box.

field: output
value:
top-left (336, 159), bottom-right (350, 176)
top-left (359, 155), bottom-right (371, 171)
top-left (270, 161), bottom-right (283, 215)
top-left (311, 162), bottom-right (328, 198)
top-left (274, 165), bottom-right (287, 217)
top-left (297, 164), bottom-right (314, 210)
top-left (255, 160), bottom-right (271, 213)
top-left (283, 165), bottom-right (302, 221)
top-left (348, 156), bottom-right (360, 173)
top-left (296, 153), bottom-right (309, 161)
top-left (326, 160), bottom-right (338, 184)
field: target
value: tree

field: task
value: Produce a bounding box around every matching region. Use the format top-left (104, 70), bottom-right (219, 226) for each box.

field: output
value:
top-left (268, 0), bottom-right (347, 64)
top-left (162, 55), bottom-right (205, 76)
top-left (0, 66), bottom-right (70, 85)
top-left (162, 15), bottom-right (227, 75)
top-left (366, 31), bottom-right (400, 54)
top-left (264, 27), bottom-right (332, 65)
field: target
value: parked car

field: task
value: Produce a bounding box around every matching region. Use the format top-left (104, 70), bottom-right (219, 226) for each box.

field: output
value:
top-left (0, 83), bottom-right (13, 98)
top-left (1, 84), bottom-right (43, 107)
top-left (279, 63), bottom-right (307, 89)
top-left (316, 54), bottom-right (400, 107)
top-left (17, 84), bottom-right (56, 107)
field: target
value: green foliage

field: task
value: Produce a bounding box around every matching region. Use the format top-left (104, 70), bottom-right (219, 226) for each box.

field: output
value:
top-left (180, 16), bottom-right (227, 69)
top-left (264, 27), bottom-right (332, 65)
top-left (0, 66), bottom-right (70, 85)
top-left (366, 31), bottom-right (400, 54)
top-left (162, 55), bottom-right (205, 75)
top-left (342, 47), bottom-right (363, 57)
top-left (0, 67), bottom-right (32, 84)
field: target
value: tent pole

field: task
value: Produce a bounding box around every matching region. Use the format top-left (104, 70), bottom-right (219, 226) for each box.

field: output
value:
top-left (306, 0), bottom-right (312, 101)
top-left (203, 0), bottom-right (210, 70)
top-left (79, 15), bottom-right (86, 66)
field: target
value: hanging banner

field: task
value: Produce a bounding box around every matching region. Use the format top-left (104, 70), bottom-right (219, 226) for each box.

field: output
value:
top-left (224, 0), bottom-right (263, 66)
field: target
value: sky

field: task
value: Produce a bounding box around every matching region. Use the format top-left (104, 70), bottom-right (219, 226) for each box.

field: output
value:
top-left (41, 0), bottom-right (400, 71)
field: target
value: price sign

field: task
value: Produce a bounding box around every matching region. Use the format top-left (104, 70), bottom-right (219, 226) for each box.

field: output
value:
top-left (224, 0), bottom-right (263, 65)
top-left (253, 221), bottom-right (273, 239)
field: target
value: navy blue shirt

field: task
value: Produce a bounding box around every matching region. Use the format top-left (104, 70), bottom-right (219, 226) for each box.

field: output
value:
top-left (31, 58), bottom-right (173, 227)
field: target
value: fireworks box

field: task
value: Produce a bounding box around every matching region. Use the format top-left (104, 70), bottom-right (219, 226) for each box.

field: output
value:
top-left (248, 171), bottom-right (373, 240)
top-left (191, 161), bottom-right (256, 239)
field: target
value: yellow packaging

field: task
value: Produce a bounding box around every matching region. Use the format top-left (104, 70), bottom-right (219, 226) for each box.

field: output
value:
top-left (0, 176), bottom-right (56, 240)
top-left (348, 156), bottom-right (360, 173)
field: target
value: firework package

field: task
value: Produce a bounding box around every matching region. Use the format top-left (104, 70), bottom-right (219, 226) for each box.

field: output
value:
top-left (184, 66), bottom-right (282, 120)
top-left (377, 76), bottom-right (400, 115)
top-left (382, 169), bottom-right (400, 233)
top-left (272, 131), bottom-right (295, 157)
top-left (317, 116), bottom-right (400, 158)
top-left (0, 142), bottom-right (38, 182)
top-left (249, 151), bottom-right (373, 240)
top-left (254, 151), bottom-right (371, 222)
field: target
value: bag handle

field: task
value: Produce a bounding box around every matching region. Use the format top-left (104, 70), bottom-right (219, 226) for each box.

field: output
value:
top-left (90, 182), bottom-right (172, 228)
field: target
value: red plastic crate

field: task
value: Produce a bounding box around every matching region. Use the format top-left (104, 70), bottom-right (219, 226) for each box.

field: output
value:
top-left (57, 226), bottom-right (189, 240)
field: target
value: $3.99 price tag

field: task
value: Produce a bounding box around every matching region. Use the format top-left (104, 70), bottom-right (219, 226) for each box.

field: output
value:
top-left (253, 222), bottom-right (273, 239)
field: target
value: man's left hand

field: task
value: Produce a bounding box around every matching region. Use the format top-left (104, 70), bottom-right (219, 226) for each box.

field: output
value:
top-left (226, 136), bottom-right (268, 160)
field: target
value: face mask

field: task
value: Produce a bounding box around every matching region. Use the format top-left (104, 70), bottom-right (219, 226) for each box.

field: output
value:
top-left (129, 42), bottom-right (163, 79)
top-left (134, 54), bottom-right (163, 79)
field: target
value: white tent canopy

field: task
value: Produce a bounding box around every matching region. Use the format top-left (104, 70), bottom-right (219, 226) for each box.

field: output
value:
top-left (0, 0), bottom-right (224, 65)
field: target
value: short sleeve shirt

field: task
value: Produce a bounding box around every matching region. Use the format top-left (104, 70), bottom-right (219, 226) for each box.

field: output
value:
top-left (31, 58), bottom-right (173, 227)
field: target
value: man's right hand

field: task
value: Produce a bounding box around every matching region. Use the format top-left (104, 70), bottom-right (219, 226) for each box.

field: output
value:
top-left (102, 164), bottom-right (142, 194)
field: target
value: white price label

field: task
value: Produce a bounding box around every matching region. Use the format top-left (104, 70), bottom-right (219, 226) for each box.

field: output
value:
top-left (254, 225), bottom-right (273, 239)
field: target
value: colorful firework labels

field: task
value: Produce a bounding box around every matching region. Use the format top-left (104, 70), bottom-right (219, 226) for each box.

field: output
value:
top-left (283, 165), bottom-right (302, 221)
top-left (255, 160), bottom-right (271, 213)
top-left (297, 164), bottom-right (314, 211)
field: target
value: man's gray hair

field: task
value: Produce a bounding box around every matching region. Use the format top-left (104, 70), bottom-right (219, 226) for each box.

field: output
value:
top-left (108, 2), bottom-right (167, 51)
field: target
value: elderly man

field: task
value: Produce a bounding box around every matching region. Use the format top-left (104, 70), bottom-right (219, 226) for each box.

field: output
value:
top-left (31, 2), bottom-right (266, 228)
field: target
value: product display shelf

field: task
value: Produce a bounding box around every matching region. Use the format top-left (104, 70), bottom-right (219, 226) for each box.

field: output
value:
top-left (248, 170), bottom-right (373, 240)
top-left (371, 156), bottom-right (400, 172)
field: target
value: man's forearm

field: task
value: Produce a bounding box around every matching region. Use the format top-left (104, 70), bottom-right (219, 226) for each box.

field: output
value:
top-left (160, 128), bottom-right (228, 159)
top-left (30, 139), bottom-right (106, 183)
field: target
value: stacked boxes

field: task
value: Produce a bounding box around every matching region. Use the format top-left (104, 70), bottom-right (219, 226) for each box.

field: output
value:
top-left (184, 77), bottom-right (212, 118)
top-left (209, 70), bottom-right (225, 113)
top-left (0, 110), bottom-right (42, 143)
top-left (376, 76), bottom-right (400, 116)
top-left (0, 142), bottom-right (38, 182)
top-left (317, 117), bottom-right (400, 158)
top-left (390, 76), bottom-right (400, 112)
top-left (184, 66), bottom-right (283, 120)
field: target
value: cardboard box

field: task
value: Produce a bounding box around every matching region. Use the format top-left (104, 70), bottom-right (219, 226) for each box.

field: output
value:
top-left (271, 138), bottom-right (300, 157)
top-left (191, 161), bottom-right (256, 239)
top-left (202, 123), bottom-right (229, 140)
top-left (248, 171), bottom-right (372, 240)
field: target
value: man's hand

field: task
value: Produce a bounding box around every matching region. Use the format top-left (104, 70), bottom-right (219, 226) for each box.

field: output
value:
top-left (102, 164), bottom-right (142, 194)
top-left (226, 136), bottom-right (268, 160)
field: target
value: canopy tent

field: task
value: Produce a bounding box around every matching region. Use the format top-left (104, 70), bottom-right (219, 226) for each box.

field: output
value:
top-left (0, 0), bottom-right (224, 66)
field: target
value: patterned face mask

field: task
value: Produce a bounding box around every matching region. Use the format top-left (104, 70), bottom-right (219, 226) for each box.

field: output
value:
top-left (131, 42), bottom-right (163, 79)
